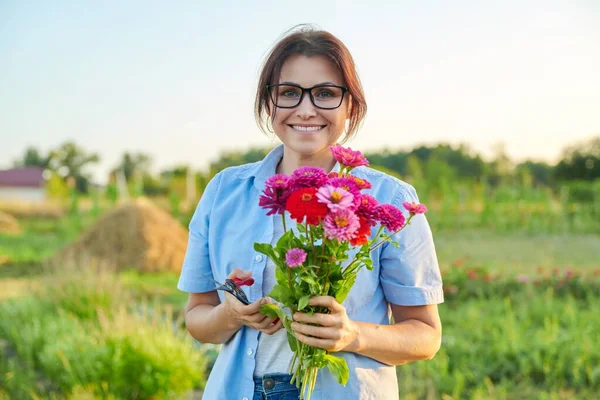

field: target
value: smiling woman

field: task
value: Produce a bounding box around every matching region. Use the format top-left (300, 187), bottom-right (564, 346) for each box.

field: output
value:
top-left (178, 24), bottom-right (443, 400)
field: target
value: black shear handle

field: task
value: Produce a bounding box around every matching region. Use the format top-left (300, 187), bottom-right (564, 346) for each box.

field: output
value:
top-left (222, 279), bottom-right (251, 305)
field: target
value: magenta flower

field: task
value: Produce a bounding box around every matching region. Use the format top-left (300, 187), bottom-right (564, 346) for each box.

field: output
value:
top-left (316, 185), bottom-right (354, 211)
top-left (403, 201), bottom-right (428, 215)
top-left (285, 248), bottom-right (307, 268)
top-left (356, 194), bottom-right (379, 223)
top-left (259, 174), bottom-right (291, 216)
top-left (375, 204), bottom-right (406, 232)
top-left (289, 166), bottom-right (328, 190)
top-left (330, 144), bottom-right (369, 168)
top-left (323, 208), bottom-right (360, 242)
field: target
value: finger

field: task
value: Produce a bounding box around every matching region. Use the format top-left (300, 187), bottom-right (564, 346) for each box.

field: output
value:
top-left (257, 316), bottom-right (276, 330)
top-left (227, 268), bottom-right (252, 280)
top-left (291, 322), bottom-right (339, 340)
top-left (239, 298), bottom-right (266, 315)
top-left (246, 313), bottom-right (269, 325)
top-left (308, 296), bottom-right (343, 312)
top-left (293, 311), bottom-right (336, 327)
top-left (294, 331), bottom-right (334, 351)
top-left (262, 320), bottom-right (283, 335)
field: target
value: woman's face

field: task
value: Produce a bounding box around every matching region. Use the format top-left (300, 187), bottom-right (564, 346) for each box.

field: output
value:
top-left (270, 54), bottom-right (351, 158)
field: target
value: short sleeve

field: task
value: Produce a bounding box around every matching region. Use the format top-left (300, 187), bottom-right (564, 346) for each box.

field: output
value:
top-left (379, 184), bottom-right (444, 306)
top-left (177, 172), bottom-right (222, 293)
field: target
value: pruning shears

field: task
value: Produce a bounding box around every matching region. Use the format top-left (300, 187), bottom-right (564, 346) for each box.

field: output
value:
top-left (199, 273), bottom-right (253, 305)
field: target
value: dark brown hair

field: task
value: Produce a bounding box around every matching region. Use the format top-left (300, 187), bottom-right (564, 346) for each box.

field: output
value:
top-left (254, 25), bottom-right (367, 142)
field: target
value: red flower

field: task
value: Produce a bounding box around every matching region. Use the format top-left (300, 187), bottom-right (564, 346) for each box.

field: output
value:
top-left (350, 217), bottom-right (371, 246)
top-left (285, 188), bottom-right (328, 226)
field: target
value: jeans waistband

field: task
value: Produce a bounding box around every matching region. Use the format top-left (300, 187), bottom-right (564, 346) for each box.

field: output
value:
top-left (253, 373), bottom-right (298, 395)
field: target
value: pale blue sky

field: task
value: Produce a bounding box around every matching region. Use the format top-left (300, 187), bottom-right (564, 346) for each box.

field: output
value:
top-left (1, 0), bottom-right (599, 182)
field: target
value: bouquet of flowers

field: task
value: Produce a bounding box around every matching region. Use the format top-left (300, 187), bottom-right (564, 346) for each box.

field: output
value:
top-left (255, 144), bottom-right (428, 400)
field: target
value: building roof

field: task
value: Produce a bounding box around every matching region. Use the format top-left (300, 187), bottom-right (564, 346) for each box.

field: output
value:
top-left (0, 167), bottom-right (45, 188)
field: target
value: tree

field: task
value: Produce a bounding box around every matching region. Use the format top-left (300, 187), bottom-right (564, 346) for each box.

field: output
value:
top-left (48, 141), bottom-right (100, 193)
top-left (554, 136), bottom-right (600, 181)
top-left (208, 147), bottom-right (272, 175)
top-left (14, 146), bottom-right (51, 168)
top-left (112, 152), bottom-right (153, 181)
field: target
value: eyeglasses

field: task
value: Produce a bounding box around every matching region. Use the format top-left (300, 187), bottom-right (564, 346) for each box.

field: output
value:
top-left (267, 83), bottom-right (348, 110)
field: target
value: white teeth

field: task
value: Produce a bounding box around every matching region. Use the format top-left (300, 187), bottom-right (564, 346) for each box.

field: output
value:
top-left (292, 125), bottom-right (324, 132)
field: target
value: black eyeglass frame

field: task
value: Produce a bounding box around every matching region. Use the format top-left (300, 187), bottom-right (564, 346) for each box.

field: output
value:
top-left (266, 83), bottom-right (349, 110)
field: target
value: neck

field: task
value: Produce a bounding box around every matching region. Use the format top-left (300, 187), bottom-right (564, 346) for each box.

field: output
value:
top-left (276, 146), bottom-right (336, 175)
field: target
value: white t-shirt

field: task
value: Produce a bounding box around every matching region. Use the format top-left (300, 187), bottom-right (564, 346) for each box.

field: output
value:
top-left (253, 213), bottom-right (294, 377)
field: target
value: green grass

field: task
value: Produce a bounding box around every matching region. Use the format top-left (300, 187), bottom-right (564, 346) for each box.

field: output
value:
top-left (0, 213), bottom-right (99, 270)
top-left (2, 208), bottom-right (600, 399)
top-left (435, 231), bottom-right (600, 275)
top-left (0, 267), bottom-right (208, 400)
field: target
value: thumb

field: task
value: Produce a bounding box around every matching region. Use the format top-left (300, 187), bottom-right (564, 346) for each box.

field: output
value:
top-left (243, 297), bottom-right (267, 315)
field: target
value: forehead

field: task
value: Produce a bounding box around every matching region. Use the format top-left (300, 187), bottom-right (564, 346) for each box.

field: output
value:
top-left (279, 54), bottom-right (344, 87)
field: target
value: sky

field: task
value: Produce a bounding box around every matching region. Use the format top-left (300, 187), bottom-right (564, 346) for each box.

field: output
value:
top-left (1, 0), bottom-right (599, 183)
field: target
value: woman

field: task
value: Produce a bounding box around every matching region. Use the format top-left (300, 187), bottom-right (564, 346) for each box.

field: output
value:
top-left (178, 25), bottom-right (444, 400)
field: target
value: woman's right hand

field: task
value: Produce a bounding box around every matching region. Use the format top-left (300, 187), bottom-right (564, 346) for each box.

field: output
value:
top-left (222, 269), bottom-right (282, 335)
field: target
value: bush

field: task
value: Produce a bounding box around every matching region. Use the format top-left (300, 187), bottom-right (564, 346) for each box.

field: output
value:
top-left (0, 266), bottom-right (208, 399)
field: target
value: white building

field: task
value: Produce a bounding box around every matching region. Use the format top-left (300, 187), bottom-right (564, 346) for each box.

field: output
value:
top-left (0, 167), bottom-right (46, 202)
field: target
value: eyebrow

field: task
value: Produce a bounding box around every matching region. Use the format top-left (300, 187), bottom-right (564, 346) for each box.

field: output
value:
top-left (279, 81), bottom-right (340, 86)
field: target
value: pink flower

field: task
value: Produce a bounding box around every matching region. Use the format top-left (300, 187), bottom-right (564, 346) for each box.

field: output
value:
top-left (347, 175), bottom-right (372, 190)
top-left (375, 204), bottom-right (406, 232)
top-left (259, 174), bottom-right (291, 216)
top-left (403, 202), bottom-right (428, 215)
top-left (289, 166), bottom-right (328, 190)
top-left (316, 185), bottom-right (354, 211)
top-left (285, 248), bottom-right (307, 268)
top-left (323, 208), bottom-right (360, 242)
top-left (356, 194), bottom-right (379, 223)
top-left (327, 177), bottom-right (361, 208)
top-left (330, 144), bottom-right (369, 168)
top-left (516, 275), bottom-right (529, 284)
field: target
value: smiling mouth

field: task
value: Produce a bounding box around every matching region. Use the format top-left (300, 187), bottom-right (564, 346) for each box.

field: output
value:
top-left (289, 125), bottom-right (326, 133)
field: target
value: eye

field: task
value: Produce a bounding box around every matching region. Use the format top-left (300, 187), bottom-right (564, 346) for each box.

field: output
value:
top-left (279, 87), bottom-right (301, 98)
top-left (314, 89), bottom-right (335, 99)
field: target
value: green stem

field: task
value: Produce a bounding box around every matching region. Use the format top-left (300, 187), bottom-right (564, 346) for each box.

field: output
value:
top-left (309, 225), bottom-right (316, 265)
top-left (282, 212), bottom-right (287, 233)
top-left (369, 216), bottom-right (414, 252)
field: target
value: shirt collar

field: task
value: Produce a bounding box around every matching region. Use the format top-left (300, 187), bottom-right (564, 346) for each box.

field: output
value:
top-left (239, 144), bottom-right (341, 191)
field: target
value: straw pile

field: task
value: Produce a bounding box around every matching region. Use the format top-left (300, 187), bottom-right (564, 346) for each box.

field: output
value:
top-left (0, 210), bottom-right (21, 235)
top-left (54, 198), bottom-right (189, 273)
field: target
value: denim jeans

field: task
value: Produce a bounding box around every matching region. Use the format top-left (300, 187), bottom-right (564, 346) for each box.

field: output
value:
top-left (253, 373), bottom-right (300, 400)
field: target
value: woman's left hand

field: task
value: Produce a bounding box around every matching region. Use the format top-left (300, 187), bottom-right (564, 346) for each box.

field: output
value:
top-left (291, 296), bottom-right (359, 353)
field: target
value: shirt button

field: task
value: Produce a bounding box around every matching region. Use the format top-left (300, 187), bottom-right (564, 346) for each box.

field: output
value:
top-left (242, 398), bottom-right (249, 400)
top-left (255, 255), bottom-right (263, 262)
top-left (247, 347), bottom-right (253, 356)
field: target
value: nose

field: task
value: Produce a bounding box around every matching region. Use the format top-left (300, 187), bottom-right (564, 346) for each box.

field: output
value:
top-left (295, 92), bottom-right (317, 119)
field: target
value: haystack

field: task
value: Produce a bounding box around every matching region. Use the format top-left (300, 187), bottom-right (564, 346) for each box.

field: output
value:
top-left (0, 211), bottom-right (21, 235)
top-left (54, 198), bottom-right (189, 273)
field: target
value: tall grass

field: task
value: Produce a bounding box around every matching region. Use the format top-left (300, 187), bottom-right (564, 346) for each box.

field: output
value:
top-left (0, 264), bottom-right (208, 399)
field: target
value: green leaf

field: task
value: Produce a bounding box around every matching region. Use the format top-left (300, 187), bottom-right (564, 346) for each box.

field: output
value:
top-left (286, 331), bottom-right (298, 352)
top-left (324, 354), bottom-right (349, 385)
top-left (335, 275), bottom-right (357, 304)
top-left (254, 242), bottom-right (278, 262)
top-left (259, 303), bottom-right (279, 318)
top-left (297, 295), bottom-right (311, 311)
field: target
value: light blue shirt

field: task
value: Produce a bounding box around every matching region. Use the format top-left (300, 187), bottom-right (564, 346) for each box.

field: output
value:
top-left (177, 144), bottom-right (444, 400)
